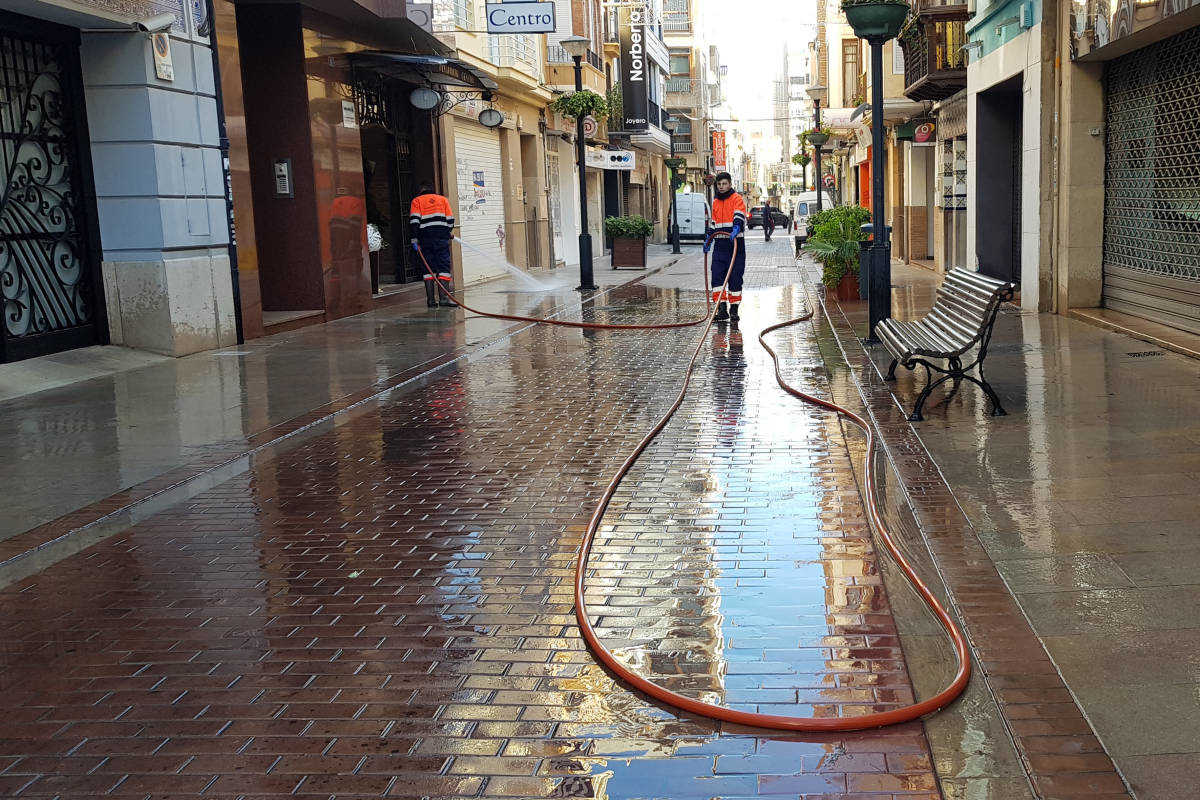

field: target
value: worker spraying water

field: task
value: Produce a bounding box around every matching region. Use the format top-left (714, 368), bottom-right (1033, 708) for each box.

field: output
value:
top-left (703, 172), bottom-right (748, 323)
top-left (409, 182), bottom-right (456, 307)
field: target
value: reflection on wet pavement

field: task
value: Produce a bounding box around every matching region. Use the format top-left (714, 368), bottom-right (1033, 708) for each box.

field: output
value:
top-left (0, 237), bottom-right (944, 797)
top-left (0, 252), bottom-right (680, 543)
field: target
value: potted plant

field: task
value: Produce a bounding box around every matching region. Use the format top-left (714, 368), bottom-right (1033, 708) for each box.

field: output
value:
top-left (804, 205), bottom-right (871, 301)
top-left (841, 0), bottom-right (911, 40)
top-left (550, 89), bottom-right (609, 121)
top-left (605, 215), bottom-right (653, 269)
top-left (803, 123), bottom-right (834, 148)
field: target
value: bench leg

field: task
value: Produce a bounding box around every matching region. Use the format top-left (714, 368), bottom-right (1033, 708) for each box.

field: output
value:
top-left (884, 359), bottom-right (898, 381)
top-left (910, 365), bottom-right (951, 422)
top-left (958, 373), bottom-right (1006, 416)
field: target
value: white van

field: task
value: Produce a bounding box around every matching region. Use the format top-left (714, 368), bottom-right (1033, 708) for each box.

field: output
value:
top-left (791, 191), bottom-right (837, 254)
top-left (673, 193), bottom-right (709, 242)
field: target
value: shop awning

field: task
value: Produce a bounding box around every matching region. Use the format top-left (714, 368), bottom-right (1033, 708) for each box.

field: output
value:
top-left (348, 52), bottom-right (498, 92)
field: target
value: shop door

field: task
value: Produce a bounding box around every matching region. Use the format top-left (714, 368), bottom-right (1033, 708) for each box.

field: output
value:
top-left (1102, 26), bottom-right (1200, 334)
top-left (0, 13), bottom-right (103, 363)
top-left (452, 120), bottom-right (506, 284)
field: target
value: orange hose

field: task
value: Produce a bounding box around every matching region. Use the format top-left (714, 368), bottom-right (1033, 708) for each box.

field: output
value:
top-left (417, 239), bottom-right (970, 730)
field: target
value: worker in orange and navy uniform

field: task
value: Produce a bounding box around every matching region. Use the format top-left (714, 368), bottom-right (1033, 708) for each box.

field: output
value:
top-left (410, 182), bottom-right (456, 308)
top-left (703, 172), bottom-right (748, 323)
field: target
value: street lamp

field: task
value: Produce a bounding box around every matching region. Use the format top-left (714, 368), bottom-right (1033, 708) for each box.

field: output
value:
top-left (807, 84), bottom-right (828, 213)
top-left (561, 35), bottom-right (597, 291)
top-left (842, 0), bottom-right (907, 340)
top-left (665, 116), bottom-right (682, 255)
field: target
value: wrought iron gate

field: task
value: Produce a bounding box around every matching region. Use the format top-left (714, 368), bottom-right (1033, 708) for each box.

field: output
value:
top-left (0, 13), bottom-right (103, 362)
top-left (1103, 26), bottom-right (1200, 334)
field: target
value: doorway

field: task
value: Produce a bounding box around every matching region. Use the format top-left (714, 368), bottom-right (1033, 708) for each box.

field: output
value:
top-left (975, 75), bottom-right (1022, 284)
top-left (355, 76), bottom-right (437, 291)
top-left (0, 12), bottom-right (105, 363)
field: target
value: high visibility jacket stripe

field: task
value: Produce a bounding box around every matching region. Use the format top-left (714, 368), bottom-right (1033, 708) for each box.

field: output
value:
top-left (711, 191), bottom-right (748, 238)
top-left (409, 193), bottom-right (456, 237)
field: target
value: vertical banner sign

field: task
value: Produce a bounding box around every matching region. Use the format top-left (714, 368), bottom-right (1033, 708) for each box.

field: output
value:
top-left (619, 3), bottom-right (649, 132)
top-left (712, 130), bottom-right (727, 172)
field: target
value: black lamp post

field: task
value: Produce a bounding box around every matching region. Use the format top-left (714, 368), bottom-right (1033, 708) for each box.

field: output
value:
top-left (665, 117), bottom-right (681, 254)
top-left (842, 0), bottom-right (907, 340)
top-left (562, 36), bottom-right (597, 291)
top-left (807, 85), bottom-right (827, 213)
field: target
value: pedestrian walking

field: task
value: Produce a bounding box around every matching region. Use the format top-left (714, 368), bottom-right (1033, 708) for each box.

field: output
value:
top-left (703, 172), bottom-right (747, 323)
top-left (762, 199), bottom-right (775, 242)
top-left (409, 183), bottom-right (456, 308)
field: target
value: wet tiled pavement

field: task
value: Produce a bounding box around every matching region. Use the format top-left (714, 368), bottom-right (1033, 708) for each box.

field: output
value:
top-left (0, 236), bottom-right (953, 798)
top-left (822, 262), bottom-right (1200, 799)
top-left (0, 248), bottom-right (681, 543)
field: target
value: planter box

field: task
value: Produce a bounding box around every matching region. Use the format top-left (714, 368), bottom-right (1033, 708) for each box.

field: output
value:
top-left (832, 271), bottom-right (860, 302)
top-left (612, 237), bottom-right (647, 269)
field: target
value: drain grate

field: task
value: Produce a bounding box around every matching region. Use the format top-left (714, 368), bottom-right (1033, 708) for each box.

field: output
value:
top-left (1125, 350), bottom-right (1165, 358)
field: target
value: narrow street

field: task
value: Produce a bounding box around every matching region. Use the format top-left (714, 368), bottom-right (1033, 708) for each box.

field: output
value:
top-left (0, 235), bottom-right (948, 798)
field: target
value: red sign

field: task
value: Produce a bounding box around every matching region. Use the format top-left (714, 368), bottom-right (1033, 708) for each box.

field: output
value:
top-left (824, 174), bottom-right (835, 188)
top-left (914, 121), bottom-right (935, 144)
top-left (711, 130), bottom-right (727, 172)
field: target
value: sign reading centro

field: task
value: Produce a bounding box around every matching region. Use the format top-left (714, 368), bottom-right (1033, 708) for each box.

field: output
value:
top-left (485, 1), bottom-right (556, 33)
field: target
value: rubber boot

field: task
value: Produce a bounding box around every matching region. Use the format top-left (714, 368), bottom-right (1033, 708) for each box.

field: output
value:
top-left (424, 279), bottom-right (438, 307)
top-left (438, 278), bottom-right (456, 307)
top-left (714, 302), bottom-right (730, 322)
top-left (729, 303), bottom-right (740, 322)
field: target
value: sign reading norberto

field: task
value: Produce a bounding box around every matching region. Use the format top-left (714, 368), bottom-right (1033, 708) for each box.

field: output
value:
top-left (619, 3), bottom-right (650, 132)
top-left (485, 1), bottom-right (556, 33)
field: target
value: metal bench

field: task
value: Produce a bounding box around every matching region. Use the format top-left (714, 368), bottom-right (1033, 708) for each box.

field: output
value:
top-left (877, 268), bottom-right (1015, 422)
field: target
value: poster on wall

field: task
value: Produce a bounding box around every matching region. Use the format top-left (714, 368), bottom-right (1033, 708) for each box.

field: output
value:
top-left (618, 3), bottom-right (650, 132)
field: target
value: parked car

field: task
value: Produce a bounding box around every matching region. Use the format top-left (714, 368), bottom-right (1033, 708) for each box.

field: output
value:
top-left (748, 206), bottom-right (791, 230)
top-left (791, 191), bottom-right (837, 254)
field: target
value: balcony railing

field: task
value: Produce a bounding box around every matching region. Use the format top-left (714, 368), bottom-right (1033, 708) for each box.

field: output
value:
top-left (665, 77), bottom-right (699, 94)
top-left (899, 6), bottom-right (968, 101)
top-left (673, 141), bottom-right (695, 153)
top-left (490, 35), bottom-right (541, 76)
top-left (547, 44), bottom-right (603, 70)
top-left (647, 98), bottom-right (663, 129)
top-left (663, 13), bottom-right (691, 31)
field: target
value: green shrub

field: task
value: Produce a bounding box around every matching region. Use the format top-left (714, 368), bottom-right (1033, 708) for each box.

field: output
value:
top-left (551, 90), bottom-right (609, 119)
top-left (604, 215), bottom-right (654, 239)
top-left (803, 205), bottom-right (871, 288)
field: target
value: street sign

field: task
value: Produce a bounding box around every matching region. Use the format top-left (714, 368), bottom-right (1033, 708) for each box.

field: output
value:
top-left (485, 1), bottom-right (556, 33)
top-left (582, 115), bottom-right (598, 138)
top-left (824, 174), bottom-right (835, 188)
top-left (586, 149), bottom-right (636, 170)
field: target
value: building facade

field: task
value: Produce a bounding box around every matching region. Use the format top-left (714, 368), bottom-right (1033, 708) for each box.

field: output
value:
top-left (0, 0), bottom-right (236, 363)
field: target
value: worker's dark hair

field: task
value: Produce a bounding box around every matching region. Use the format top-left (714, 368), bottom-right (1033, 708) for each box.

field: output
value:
top-left (714, 171), bottom-right (732, 184)
top-left (416, 181), bottom-right (434, 195)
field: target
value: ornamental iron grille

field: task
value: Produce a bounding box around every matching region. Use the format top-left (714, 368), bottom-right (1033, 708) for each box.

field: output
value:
top-left (1103, 25), bottom-right (1200, 334)
top-left (0, 18), bottom-right (103, 362)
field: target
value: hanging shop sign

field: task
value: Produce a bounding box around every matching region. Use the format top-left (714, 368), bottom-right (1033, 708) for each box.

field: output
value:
top-left (712, 130), bottom-right (727, 172)
top-left (913, 120), bottom-right (936, 145)
top-left (619, 3), bottom-right (650, 132)
top-left (485, 1), bottom-right (556, 33)
top-left (586, 149), bottom-right (636, 170)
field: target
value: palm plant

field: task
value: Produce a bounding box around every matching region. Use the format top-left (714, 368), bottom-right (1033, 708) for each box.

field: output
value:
top-left (803, 205), bottom-right (870, 288)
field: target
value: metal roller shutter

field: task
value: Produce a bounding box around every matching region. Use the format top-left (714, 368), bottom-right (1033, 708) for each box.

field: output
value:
top-left (1102, 26), bottom-right (1200, 334)
top-left (452, 120), bottom-right (507, 284)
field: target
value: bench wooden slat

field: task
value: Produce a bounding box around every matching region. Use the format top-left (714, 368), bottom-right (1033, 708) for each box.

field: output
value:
top-left (920, 311), bottom-right (977, 351)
